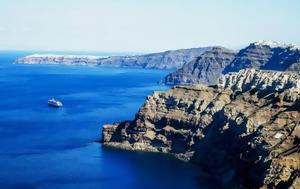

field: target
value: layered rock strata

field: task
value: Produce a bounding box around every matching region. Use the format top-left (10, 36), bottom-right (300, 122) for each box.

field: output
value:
top-left (224, 41), bottom-right (300, 73)
top-left (102, 69), bottom-right (300, 188)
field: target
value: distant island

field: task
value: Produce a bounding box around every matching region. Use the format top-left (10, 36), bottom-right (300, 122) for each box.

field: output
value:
top-left (15, 47), bottom-right (212, 70)
top-left (16, 41), bottom-right (300, 86)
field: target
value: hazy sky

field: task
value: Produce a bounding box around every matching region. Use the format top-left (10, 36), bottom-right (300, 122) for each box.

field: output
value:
top-left (0, 0), bottom-right (299, 52)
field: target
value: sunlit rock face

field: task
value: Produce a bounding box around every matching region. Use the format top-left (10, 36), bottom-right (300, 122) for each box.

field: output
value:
top-left (103, 69), bottom-right (300, 188)
top-left (218, 68), bottom-right (300, 92)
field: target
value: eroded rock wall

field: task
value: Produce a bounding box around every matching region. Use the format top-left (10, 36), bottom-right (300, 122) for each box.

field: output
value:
top-left (102, 69), bottom-right (300, 188)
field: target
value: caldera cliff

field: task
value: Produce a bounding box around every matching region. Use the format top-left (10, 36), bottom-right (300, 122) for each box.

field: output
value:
top-left (165, 41), bottom-right (300, 85)
top-left (102, 69), bottom-right (300, 188)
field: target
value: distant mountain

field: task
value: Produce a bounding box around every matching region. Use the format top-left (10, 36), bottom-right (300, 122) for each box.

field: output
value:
top-left (164, 47), bottom-right (235, 85)
top-left (16, 41), bottom-right (300, 85)
top-left (15, 47), bottom-right (214, 70)
top-left (165, 41), bottom-right (300, 85)
top-left (223, 41), bottom-right (300, 73)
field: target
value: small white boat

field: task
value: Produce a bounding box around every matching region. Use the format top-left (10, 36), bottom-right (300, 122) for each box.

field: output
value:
top-left (48, 98), bottom-right (63, 107)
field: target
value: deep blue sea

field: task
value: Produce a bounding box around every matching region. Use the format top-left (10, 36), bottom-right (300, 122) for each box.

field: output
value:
top-left (0, 51), bottom-right (218, 189)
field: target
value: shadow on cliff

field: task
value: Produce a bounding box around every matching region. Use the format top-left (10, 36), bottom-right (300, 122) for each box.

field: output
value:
top-left (189, 109), bottom-right (271, 188)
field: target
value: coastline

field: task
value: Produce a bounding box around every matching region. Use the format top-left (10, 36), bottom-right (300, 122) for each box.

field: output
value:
top-left (101, 69), bottom-right (300, 188)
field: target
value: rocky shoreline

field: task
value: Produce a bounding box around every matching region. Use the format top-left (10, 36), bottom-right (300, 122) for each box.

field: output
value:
top-left (102, 69), bottom-right (300, 188)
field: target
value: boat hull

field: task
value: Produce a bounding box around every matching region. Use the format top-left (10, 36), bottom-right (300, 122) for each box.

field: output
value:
top-left (48, 103), bottom-right (63, 108)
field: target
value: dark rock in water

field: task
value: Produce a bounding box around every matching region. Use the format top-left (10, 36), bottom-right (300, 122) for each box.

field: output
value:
top-left (164, 47), bottom-right (235, 85)
top-left (15, 47), bottom-right (214, 70)
top-left (102, 69), bottom-right (300, 188)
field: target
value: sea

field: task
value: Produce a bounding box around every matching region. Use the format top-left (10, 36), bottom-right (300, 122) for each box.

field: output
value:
top-left (0, 51), bottom-right (219, 189)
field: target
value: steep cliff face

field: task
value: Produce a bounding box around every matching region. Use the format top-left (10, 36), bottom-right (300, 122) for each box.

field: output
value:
top-left (102, 69), bottom-right (300, 188)
top-left (219, 68), bottom-right (300, 92)
top-left (164, 47), bottom-right (235, 85)
top-left (165, 41), bottom-right (300, 85)
top-left (15, 47), bottom-right (213, 70)
top-left (223, 41), bottom-right (300, 73)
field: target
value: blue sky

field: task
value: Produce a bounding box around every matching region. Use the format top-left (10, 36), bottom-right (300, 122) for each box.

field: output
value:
top-left (0, 0), bottom-right (299, 52)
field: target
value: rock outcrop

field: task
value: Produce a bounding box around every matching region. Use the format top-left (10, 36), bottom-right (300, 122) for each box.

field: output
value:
top-left (164, 47), bottom-right (235, 85)
top-left (165, 41), bottom-right (300, 85)
top-left (219, 68), bottom-right (300, 92)
top-left (102, 69), bottom-right (300, 188)
top-left (15, 47), bottom-right (213, 70)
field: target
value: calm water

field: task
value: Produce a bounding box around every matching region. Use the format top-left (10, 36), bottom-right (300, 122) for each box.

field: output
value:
top-left (0, 52), bottom-right (218, 189)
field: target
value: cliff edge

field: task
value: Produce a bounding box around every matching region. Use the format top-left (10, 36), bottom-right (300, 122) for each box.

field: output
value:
top-left (102, 69), bottom-right (300, 188)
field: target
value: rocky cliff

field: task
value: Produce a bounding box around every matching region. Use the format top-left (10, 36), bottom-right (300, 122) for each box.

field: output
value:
top-left (164, 47), bottom-right (235, 85)
top-left (17, 41), bottom-right (300, 84)
top-left (165, 41), bottom-right (300, 85)
top-left (15, 47), bottom-right (213, 70)
top-left (102, 69), bottom-right (300, 188)
top-left (224, 41), bottom-right (300, 73)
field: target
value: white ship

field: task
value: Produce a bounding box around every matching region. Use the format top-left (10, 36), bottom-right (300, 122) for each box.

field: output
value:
top-left (48, 98), bottom-right (63, 107)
